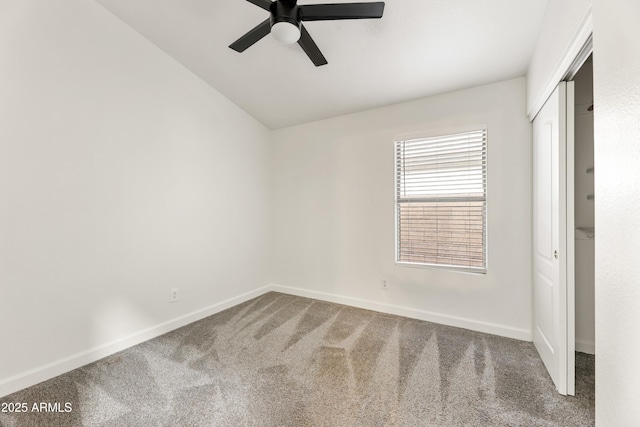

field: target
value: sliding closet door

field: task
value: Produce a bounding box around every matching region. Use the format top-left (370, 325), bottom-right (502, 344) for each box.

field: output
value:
top-left (532, 82), bottom-right (575, 396)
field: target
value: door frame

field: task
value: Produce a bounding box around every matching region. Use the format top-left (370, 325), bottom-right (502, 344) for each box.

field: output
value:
top-left (530, 33), bottom-right (592, 396)
top-left (566, 82), bottom-right (576, 395)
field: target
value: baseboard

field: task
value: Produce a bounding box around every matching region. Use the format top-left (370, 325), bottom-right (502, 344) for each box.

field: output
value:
top-left (576, 339), bottom-right (595, 355)
top-left (0, 286), bottom-right (272, 398)
top-left (1, 284), bottom-right (536, 397)
top-left (268, 284), bottom-right (532, 342)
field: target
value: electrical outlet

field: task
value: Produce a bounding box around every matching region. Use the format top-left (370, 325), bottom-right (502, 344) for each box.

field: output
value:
top-left (170, 288), bottom-right (179, 303)
top-left (381, 279), bottom-right (388, 290)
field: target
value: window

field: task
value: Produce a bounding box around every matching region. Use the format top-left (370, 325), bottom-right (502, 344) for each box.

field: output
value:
top-left (395, 129), bottom-right (487, 272)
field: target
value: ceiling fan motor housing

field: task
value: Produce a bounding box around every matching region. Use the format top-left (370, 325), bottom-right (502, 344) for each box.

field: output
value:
top-left (270, 1), bottom-right (302, 29)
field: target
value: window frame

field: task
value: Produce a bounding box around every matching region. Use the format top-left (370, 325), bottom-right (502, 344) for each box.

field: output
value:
top-left (393, 126), bottom-right (488, 274)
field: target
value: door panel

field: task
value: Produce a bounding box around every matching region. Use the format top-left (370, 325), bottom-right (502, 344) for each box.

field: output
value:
top-left (532, 82), bottom-right (575, 396)
top-left (535, 123), bottom-right (553, 257)
top-left (535, 271), bottom-right (554, 348)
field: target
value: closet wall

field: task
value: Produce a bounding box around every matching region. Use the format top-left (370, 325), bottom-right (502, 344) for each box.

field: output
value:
top-left (573, 56), bottom-right (595, 354)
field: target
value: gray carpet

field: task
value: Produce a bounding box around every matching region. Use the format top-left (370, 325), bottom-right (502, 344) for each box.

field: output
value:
top-left (0, 292), bottom-right (594, 426)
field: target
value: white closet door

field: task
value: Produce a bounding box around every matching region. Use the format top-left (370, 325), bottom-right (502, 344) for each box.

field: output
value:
top-left (532, 82), bottom-right (575, 396)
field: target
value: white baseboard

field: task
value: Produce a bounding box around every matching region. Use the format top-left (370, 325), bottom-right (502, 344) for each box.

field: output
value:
top-left (0, 286), bottom-right (272, 398)
top-left (576, 339), bottom-right (595, 355)
top-left (268, 284), bottom-right (532, 342)
top-left (1, 284), bottom-right (536, 398)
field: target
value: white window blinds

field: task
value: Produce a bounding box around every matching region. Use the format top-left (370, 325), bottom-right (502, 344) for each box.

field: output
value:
top-left (395, 129), bottom-right (487, 271)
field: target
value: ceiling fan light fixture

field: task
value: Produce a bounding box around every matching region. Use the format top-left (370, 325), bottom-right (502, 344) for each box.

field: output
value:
top-left (229, 1), bottom-right (385, 66)
top-left (271, 21), bottom-right (301, 44)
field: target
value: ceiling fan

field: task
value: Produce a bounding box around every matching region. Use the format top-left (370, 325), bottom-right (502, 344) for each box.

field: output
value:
top-left (229, 0), bottom-right (385, 66)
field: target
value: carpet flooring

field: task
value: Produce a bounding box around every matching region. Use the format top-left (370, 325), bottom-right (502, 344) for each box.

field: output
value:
top-left (1, 292), bottom-right (595, 426)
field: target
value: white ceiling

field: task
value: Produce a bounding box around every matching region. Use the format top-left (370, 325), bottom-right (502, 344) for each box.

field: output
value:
top-left (93, 0), bottom-right (548, 129)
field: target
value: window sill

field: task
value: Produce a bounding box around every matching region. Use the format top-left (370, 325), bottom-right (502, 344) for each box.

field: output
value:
top-left (395, 261), bottom-right (487, 275)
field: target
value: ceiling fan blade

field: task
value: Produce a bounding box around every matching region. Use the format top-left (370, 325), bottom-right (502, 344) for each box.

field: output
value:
top-left (298, 25), bottom-right (328, 66)
top-left (229, 19), bottom-right (272, 52)
top-left (300, 2), bottom-right (384, 21)
top-left (246, 0), bottom-right (272, 11)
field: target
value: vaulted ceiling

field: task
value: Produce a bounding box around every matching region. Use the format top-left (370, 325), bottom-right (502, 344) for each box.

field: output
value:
top-left (94, 0), bottom-right (548, 129)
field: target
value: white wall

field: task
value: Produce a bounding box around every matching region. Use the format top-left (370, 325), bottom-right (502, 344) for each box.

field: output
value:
top-left (593, 0), bottom-right (640, 423)
top-left (0, 0), bottom-right (271, 396)
top-left (271, 78), bottom-right (532, 339)
top-left (527, 0), bottom-right (592, 117)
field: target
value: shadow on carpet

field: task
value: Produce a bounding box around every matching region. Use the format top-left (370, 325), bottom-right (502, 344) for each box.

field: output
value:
top-left (0, 292), bottom-right (595, 426)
